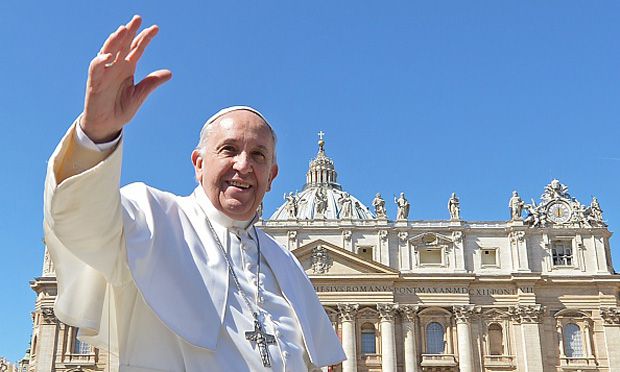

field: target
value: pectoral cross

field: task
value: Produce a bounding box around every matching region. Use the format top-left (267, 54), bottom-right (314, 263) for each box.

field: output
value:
top-left (245, 312), bottom-right (276, 367)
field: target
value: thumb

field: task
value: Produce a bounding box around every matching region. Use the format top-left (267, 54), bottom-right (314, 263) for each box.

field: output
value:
top-left (134, 69), bottom-right (173, 105)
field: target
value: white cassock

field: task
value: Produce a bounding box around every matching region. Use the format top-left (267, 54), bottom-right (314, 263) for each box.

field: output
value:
top-left (43, 120), bottom-right (346, 372)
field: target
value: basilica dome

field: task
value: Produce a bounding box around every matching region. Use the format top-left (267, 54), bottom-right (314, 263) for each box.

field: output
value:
top-left (269, 133), bottom-right (374, 221)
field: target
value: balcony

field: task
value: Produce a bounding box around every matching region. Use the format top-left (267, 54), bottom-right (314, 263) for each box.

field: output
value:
top-left (63, 352), bottom-right (96, 366)
top-left (421, 354), bottom-right (457, 367)
top-left (483, 355), bottom-right (515, 369)
top-left (559, 356), bottom-right (597, 370)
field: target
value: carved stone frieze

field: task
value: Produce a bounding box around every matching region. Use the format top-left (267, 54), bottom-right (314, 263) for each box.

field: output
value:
top-left (40, 307), bottom-right (56, 324)
top-left (342, 230), bottom-right (352, 241)
top-left (311, 245), bottom-right (332, 274)
top-left (453, 305), bottom-right (478, 323)
top-left (287, 230), bottom-right (297, 241)
top-left (379, 230), bottom-right (388, 241)
top-left (338, 303), bottom-right (359, 321)
top-left (377, 303), bottom-right (399, 322)
top-left (600, 307), bottom-right (620, 325)
top-left (400, 305), bottom-right (419, 322)
top-left (508, 304), bottom-right (545, 323)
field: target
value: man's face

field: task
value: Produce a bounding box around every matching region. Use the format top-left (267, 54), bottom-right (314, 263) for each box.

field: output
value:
top-left (192, 110), bottom-right (278, 221)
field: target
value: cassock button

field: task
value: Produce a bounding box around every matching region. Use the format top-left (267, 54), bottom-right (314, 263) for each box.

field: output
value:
top-left (275, 330), bottom-right (281, 338)
top-left (282, 350), bottom-right (289, 360)
top-left (245, 263), bottom-right (252, 271)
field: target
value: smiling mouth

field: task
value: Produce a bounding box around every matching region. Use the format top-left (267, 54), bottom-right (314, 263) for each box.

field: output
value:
top-left (227, 180), bottom-right (252, 190)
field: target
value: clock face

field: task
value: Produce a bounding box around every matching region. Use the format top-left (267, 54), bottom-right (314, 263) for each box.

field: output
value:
top-left (547, 202), bottom-right (572, 224)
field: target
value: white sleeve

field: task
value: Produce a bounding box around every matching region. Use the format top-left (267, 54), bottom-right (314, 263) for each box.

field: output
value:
top-left (75, 117), bottom-right (121, 152)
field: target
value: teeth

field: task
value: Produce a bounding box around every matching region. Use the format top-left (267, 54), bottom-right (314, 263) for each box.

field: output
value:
top-left (229, 180), bottom-right (250, 189)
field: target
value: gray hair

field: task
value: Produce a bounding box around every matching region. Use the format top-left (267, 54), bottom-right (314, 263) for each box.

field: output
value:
top-left (195, 106), bottom-right (277, 161)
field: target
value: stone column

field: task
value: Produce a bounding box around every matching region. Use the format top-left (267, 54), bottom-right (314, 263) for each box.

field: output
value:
top-left (338, 303), bottom-right (359, 372)
top-left (601, 307), bottom-right (620, 372)
top-left (322, 307), bottom-right (340, 372)
top-left (377, 303), bottom-right (398, 372)
top-left (400, 305), bottom-right (419, 372)
top-left (35, 307), bottom-right (58, 372)
top-left (453, 305), bottom-right (476, 372)
top-left (508, 304), bottom-right (545, 372)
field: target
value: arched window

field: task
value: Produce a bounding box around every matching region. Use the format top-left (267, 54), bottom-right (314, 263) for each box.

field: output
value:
top-left (488, 323), bottom-right (504, 355)
top-left (564, 323), bottom-right (583, 357)
top-left (360, 323), bottom-right (376, 354)
top-left (426, 322), bottom-right (445, 354)
top-left (74, 337), bottom-right (90, 354)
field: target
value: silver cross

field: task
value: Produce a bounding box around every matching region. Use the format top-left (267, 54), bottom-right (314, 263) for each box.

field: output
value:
top-left (245, 312), bottom-right (276, 367)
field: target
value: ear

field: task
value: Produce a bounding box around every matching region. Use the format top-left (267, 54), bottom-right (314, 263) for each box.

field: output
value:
top-left (191, 150), bottom-right (203, 182)
top-left (267, 163), bottom-right (279, 192)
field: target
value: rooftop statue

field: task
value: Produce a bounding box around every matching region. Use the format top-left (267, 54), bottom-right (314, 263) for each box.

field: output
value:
top-left (372, 193), bottom-right (387, 219)
top-left (509, 191), bottom-right (524, 221)
top-left (448, 192), bottom-right (460, 221)
top-left (394, 192), bottom-right (410, 220)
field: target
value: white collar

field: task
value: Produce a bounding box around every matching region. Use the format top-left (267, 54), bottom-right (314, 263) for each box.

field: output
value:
top-left (192, 186), bottom-right (257, 230)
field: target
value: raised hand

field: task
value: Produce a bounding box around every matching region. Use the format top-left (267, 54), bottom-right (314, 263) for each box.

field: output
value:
top-left (81, 15), bottom-right (172, 143)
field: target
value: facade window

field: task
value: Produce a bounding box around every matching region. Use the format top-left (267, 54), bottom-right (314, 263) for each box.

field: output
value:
top-left (426, 322), bottom-right (445, 354)
top-left (488, 323), bottom-right (504, 355)
top-left (360, 323), bottom-right (376, 354)
top-left (74, 338), bottom-right (90, 354)
top-left (564, 323), bottom-right (583, 357)
top-left (481, 249), bottom-right (498, 267)
top-left (420, 248), bottom-right (442, 265)
top-left (357, 246), bottom-right (373, 261)
top-left (552, 241), bottom-right (573, 266)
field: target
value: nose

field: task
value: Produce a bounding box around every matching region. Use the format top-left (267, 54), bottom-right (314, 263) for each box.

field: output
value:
top-left (232, 152), bottom-right (253, 174)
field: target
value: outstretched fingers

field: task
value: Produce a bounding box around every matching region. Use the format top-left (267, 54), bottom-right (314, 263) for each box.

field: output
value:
top-left (119, 15), bottom-right (143, 60)
top-left (133, 69), bottom-right (173, 105)
top-left (126, 25), bottom-right (159, 65)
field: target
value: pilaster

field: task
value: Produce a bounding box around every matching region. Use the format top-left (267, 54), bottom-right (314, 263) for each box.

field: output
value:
top-left (601, 307), bottom-right (620, 372)
top-left (508, 304), bottom-right (545, 372)
top-left (400, 305), bottom-right (419, 372)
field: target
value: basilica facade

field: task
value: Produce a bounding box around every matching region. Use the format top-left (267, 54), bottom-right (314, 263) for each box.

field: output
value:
top-left (25, 136), bottom-right (620, 372)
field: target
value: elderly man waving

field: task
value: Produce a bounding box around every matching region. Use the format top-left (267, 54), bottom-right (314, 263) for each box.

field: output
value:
top-left (44, 15), bottom-right (345, 372)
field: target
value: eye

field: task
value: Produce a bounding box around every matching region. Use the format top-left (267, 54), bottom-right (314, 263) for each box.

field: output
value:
top-left (219, 145), bottom-right (237, 155)
top-left (252, 150), bottom-right (267, 161)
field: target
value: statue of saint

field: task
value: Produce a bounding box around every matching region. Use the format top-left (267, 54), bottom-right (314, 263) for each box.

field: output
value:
top-left (394, 192), bottom-right (410, 220)
top-left (448, 192), bottom-right (460, 220)
top-left (284, 192), bottom-right (299, 219)
top-left (314, 188), bottom-right (328, 219)
top-left (509, 191), bottom-right (524, 220)
top-left (338, 192), bottom-right (353, 219)
top-left (372, 193), bottom-right (387, 219)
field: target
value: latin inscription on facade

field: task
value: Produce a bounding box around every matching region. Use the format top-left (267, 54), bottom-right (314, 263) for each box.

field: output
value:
top-left (313, 285), bottom-right (534, 296)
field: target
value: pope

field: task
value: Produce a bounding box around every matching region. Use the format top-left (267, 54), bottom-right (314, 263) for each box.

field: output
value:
top-left (43, 15), bottom-right (345, 371)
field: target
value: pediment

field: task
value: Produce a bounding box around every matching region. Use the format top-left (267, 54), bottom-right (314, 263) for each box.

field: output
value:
top-left (292, 239), bottom-right (399, 276)
top-left (409, 232), bottom-right (453, 247)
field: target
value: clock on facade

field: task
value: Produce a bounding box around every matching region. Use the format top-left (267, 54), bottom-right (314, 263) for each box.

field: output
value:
top-left (547, 201), bottom-right (572, 224)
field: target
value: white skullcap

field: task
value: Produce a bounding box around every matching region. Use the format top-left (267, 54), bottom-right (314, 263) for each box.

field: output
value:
top-left (197, 105), bottom-right (276, 150)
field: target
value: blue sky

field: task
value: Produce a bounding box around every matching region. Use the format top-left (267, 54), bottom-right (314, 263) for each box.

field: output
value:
top-left (1, 1), bottom-right (619, 362)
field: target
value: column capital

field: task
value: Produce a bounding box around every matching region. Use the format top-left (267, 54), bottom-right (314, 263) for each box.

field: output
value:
top-left (601, 307), bottom-right (620, 325)
top-left (453, 305), bottom-right (478, 323)
top-left (508, 304), bottom-right (545, 323)
top-left (399, 304), bottom-right (419, 322)
top-left (377, 303), bottom-right (399, 322)
top-left (338, 303), bottom-right (359, 321)
top-left (40, 307), bottom-right (57, 324)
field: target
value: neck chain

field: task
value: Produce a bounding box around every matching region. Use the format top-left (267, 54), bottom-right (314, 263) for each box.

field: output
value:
top-left (204, 216), bottom-right (276, 367)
